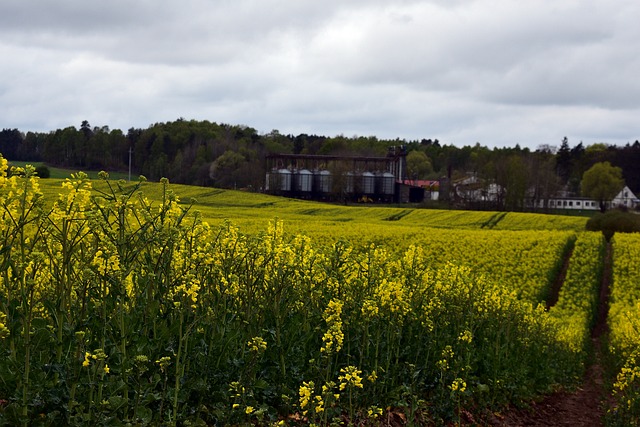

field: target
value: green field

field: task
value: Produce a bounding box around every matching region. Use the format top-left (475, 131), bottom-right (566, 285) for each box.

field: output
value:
top-left (8, 161), bottom-right (131, 180)
top-left (9, 157), bottom-right (588, 236)
top-left (34, 175), bottom-right (589, 236)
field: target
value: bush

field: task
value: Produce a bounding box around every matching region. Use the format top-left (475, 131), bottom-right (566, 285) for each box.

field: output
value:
top-left (586, 209), bottom-right (640, 240)
top-left (34, 165), bottom-right (50, 178)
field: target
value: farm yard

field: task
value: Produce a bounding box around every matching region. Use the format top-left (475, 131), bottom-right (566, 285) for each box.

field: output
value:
top-left (0, 161), bottom-right (639, 426)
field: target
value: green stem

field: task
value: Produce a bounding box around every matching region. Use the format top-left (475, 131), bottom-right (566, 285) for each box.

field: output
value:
top-left (275, 302), bottom-right (286, 377)
top-left (88, 371), bottom-right (95, 423)
top-left (120, 305), bottom-right (129, 417)
top-left (20, 298), bottom-right (32, 427)
top-left (97, 371), bottom-right (104, 418)
top-left (349, 388), bottom-right (353, 423)
top-left (69, 338), bottom-right (82, 412)
top-left (172, 310), bottom-right (184, 426)
top-left (134, 376), bottom-right (142, 420)
top-left (374, 326), bottom-right (381, 394)
top-left (159, 374), bottom-right (169, 424)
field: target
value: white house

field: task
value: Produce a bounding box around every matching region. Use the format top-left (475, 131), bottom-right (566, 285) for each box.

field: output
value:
top-left (540, 186), bottom-right (639, 211)
top-left (612, 186), bottom-right (640, 209)
top-left (454, 173), bottom-right (502, 203)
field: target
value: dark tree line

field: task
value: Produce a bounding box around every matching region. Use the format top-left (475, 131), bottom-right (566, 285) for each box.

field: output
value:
top-left (1, 121), bottom-right (640, 206)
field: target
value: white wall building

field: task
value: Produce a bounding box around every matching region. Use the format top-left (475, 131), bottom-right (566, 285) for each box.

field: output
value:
top-left (533, 186), bottom-right (639, 211)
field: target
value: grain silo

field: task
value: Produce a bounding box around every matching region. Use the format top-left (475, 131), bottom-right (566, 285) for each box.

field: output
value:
top-left (277, 169), bottom-right (292, 192)
top-left (377, 172), bottom-right (395, 195)
top-left (295, 169), bottom-right (313, 193)
top-left (313, 170), bottom-right (331, 193)
top-left (362, 172), bottom-right (375, 194)
top-left (345, 172), bottom-right (355, 194)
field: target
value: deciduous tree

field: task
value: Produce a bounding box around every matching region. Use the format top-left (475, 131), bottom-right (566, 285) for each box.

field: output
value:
top-left (581, 161), bottom-right (624, 212)
top-left (406, 150), bottom-right (433, 182)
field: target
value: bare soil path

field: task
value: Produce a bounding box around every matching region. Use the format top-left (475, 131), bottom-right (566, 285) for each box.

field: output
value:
top-left (490, 242), bottom-right (612, 427)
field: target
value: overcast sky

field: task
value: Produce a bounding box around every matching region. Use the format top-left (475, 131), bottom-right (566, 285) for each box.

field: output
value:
top-left (2, 1), bottom-right (640, 149)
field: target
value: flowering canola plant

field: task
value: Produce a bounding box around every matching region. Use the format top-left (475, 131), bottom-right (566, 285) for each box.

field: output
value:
top-left (549, 232), bottom-right (605, 366)
top-left (0, 155), bottom-right (620, 426)
top-left (608, 233), bottom-right (640, 424)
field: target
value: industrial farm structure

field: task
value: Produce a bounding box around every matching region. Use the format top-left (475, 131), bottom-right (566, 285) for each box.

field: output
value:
top-left (265, 147), bottom-right (417, 202)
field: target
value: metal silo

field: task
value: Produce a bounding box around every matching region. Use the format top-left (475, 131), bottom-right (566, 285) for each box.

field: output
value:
top-left (278, 169), bottom-right (292, 191)
top-left (345, 172), bottom-right (355, 194)
top-left (379, 172), bottom-right (395, 195)
top-left (295, 169), bottom-right (313, 192)
top-left (314, 170), bottom-right (331, 193)
top-left (362, 172), bottom-right (375, 194)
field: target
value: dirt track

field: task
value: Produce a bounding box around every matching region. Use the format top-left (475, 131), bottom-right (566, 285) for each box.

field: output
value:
top-left (489, 242), bottom-right (612, 427)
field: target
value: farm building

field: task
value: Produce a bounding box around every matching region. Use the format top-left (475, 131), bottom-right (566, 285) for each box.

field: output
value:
top-left (450, 172), bottom-right (639, 212)
top-left (536, 186), bottom-right (640, 211)
top-left (401, 179), bottom-right (440, 202)
top-left (265, 147), bottom-right (429, 202)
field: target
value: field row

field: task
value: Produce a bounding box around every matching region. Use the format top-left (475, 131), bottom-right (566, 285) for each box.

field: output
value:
top-left (550, 232), bottom-right (605, 357)
top-left (608, 234), bottom-right (640, 424)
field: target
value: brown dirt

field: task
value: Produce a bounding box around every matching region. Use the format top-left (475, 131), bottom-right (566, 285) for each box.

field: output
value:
top-left (488, 241), bottom-right (613, 427)
top-left (545, 242), bottom-right (574, 309)
top-left (488, 343), bottom-right (606, 427)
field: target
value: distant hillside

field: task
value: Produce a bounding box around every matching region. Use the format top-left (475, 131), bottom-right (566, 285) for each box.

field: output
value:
top-left (36, 177), bottom-right (588, 242)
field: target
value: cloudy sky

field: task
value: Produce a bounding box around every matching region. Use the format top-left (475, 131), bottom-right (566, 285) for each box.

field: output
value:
top-left (2, 0), bottom-right (640, 149)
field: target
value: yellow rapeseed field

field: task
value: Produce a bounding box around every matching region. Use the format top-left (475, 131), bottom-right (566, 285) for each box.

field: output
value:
top-left (0, 158), bottom-right (634, 426)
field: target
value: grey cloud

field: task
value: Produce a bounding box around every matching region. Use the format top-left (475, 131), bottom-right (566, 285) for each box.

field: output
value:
top-left (2, 0), bottom-right (640, 148)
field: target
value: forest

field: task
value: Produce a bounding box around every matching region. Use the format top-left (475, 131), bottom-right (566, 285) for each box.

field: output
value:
top-left (1, 119), bottom-right (639, 209)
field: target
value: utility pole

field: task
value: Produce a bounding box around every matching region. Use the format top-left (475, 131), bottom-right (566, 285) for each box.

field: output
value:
top-left (128, 146), bottom-right (132, 182)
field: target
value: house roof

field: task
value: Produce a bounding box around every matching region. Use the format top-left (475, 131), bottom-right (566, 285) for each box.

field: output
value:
top-left (402, 179), bottom-right (439, 188)
top-left (613, 185), bottom-right (639, 201)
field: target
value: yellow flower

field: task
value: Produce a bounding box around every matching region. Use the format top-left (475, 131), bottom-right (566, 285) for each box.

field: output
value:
top-left (0, 312), bottom-right (8, 339)
top-left (0, 322), bottom-right (10, 339)
top-left (156, 356), bottom-right (171, 373)
top-left (245, 406), bottom-right (254, 414)
top-left (103, 364), bottom-right (110, 374)
top-left (247, 336), bottom-right (267, 352)
top-left (338, 366), bottom-right (363, 390)
top-left (450, 378), bottom-right (467, 393)
top-left (298, 381), bottom-right (314, 409)
top-left (314, 395), bottom-right (324, 413)
top-left (368, 406), bottom-right (383, 418)
top-left (458, 329), bottom-right (473, 344)
top-left (437, 345), bottom-right (454, 371)
top-left (321, 299), bottom-right (344, 355)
